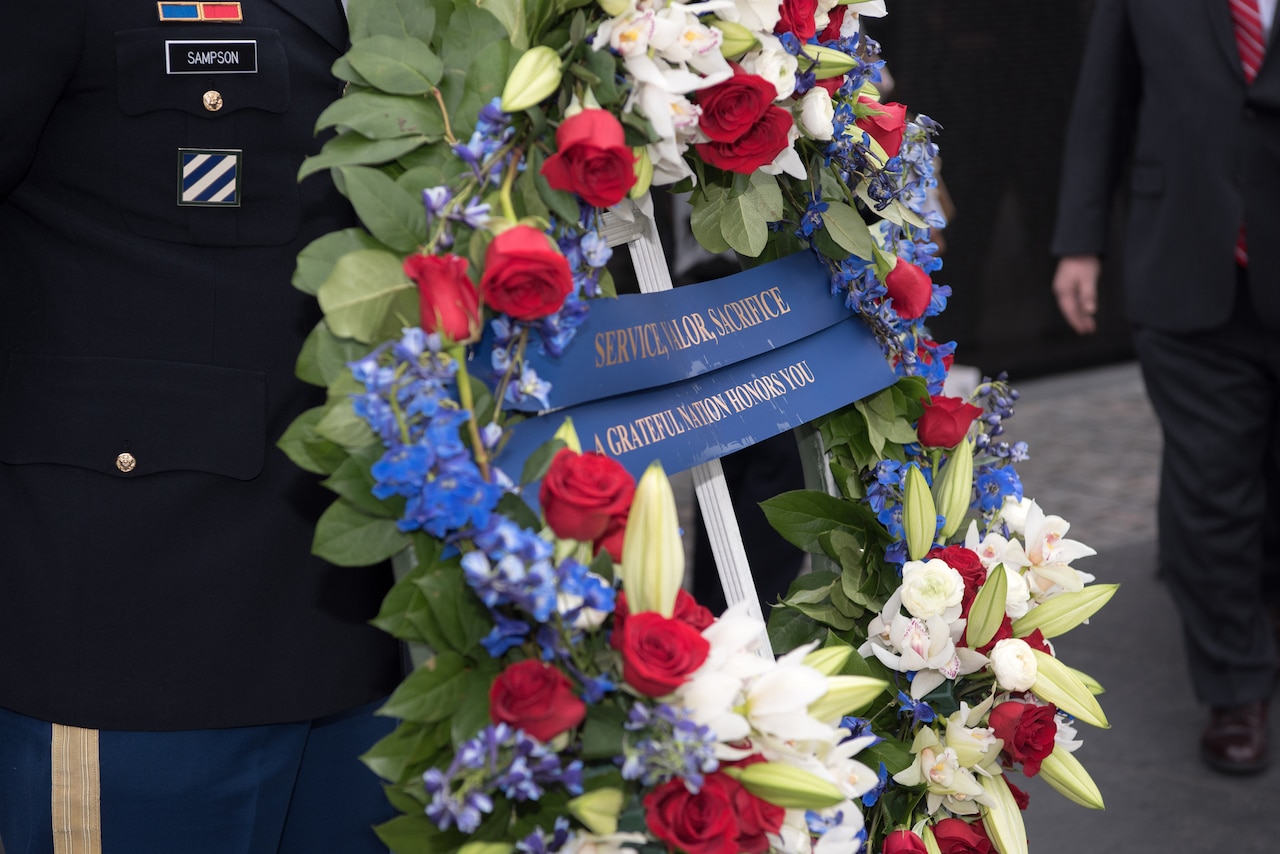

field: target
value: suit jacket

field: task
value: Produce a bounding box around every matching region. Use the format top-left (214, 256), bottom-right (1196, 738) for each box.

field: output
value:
top-left (0, 0), bottom-right (402, 730)
top-left (1052, 0), bottom-right (1280, 332)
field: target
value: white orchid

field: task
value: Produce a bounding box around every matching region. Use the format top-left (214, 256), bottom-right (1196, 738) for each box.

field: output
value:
top-left (718, 0), bottom-right (783, 34)
top-left (1015, 501), bottom-right (1097, 599)
top-left (893, 728), bottom-right (993, 816)
top-left (860, 591), bottom-right (988, 698)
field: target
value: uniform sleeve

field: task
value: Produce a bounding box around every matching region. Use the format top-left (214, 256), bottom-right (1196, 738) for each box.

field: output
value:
top-left (1050, 0), bottom-right (1141, 257)
top-left (0, 0), bottom-right (86, 201)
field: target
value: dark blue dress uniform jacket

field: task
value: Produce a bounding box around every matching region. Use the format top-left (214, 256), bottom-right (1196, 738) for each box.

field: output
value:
top-left (0, 0), bottom-right (403, 730)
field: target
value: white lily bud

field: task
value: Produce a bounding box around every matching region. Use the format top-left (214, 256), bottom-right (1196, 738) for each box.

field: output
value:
top-left (501, 46), bottom-right (563, 112)
top-left (619, 461), bottom-right (683, 617)
top-left (902, 464), bottom-right (937, 561)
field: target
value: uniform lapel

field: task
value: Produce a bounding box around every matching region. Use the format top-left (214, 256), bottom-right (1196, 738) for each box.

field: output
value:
top-left (1205, 0), bottom-right (1248, 81)
top-left (263, 0), bottom-right (348, 51)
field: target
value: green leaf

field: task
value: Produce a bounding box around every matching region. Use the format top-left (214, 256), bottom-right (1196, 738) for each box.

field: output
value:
top-left (293, 228), bottom-right (385, 296)
top-left (745, 171), bottom-right (785, 220)
top-left (321, 445), bottom-right (397, 518)
top-left (583, 47), bottom-right (621, 106)
top-left (362, 719), bottom-right (449, 783)
top-left (451, 668), bottom-right (495, 744)
top-left (296, 320), bottom-right (373, 388)
top-left (348, 0), bottom-right (437, 42)
top-left (337, 166), bottom-right (427, 253)
top-left (317, 249), bottom-right (417, 343)
top-left (374, 813), bottom-right (459, 854)
top-left (277, 407), bottom-right (349, 475)
top-left (380, 651), bottom-right (469, 723)
top-left (520, 437), bottom-right (566, 487)
top-left (720, 192), bottom-right (768, 257)
top-left (315, 395), bottom-right (376, 450)
top-left (820, 202), bottom-right (877, 259)
top-left (382, 781), bottom-right (427, 815)
top-left (475, 0), bottom-right (530, 50)
top-left (315, 91), bottom-right (446, 141)
top-left (767, 604), bottom-right (829, 653)
top-left (371, 568), bottom-right (439, 645)
top-left (580, 702), bottom-right (628, 760)
top-left (495, 492), bottom-right (540, 532)
top-left (312, 498), bottom-right (411, 566)
top-left (760, 489), bottom-right (870, 553)
top-left (347, 35), bottom-right (444, 95)
top-left (298, 132), bottom-right (426, 181)
top-left (437, 6), bottom-right (513, 128)
top-left (415, 565), bottom-right (491, 654)
top-left (689, 188), bottom-right (731, 255)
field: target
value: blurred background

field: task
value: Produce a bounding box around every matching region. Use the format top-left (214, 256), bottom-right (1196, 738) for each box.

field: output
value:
top-left (875, 0), bottom-right (1134, 380)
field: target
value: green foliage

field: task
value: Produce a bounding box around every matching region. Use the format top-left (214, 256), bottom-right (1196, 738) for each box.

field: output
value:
top-left (312, 498), bottom-right (411, 566)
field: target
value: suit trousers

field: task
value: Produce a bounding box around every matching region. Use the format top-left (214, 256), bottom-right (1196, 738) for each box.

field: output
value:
top-left (1133, 271), bottom-right (1280, 707)
top-left (0, 699), bottom-right (395, 853)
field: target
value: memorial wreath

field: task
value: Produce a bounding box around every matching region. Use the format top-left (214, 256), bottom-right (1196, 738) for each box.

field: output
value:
top-left (280, 0), bottom-right (1118, 851)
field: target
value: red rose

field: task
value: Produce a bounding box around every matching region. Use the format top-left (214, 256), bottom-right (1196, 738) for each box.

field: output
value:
top-left (989, 700), bottom-right (1058, 776)
top-left (696, 65), bottom-right (777, 143)
top-left (539, 448), bottom-right (635, 545)
top-left (1023, 628), bottom-right (1053, 655)
top-left (884, 259), bottom-right (934, 320)
top-left (540, 109), bottom-right (638, 208)
top-left (815, 76), bottom-right (843, 98)
top-left (927, 545), bottom-right (986, 614)
top-left (974, 613), bottom-right (1013, 654)
top-left (403, 254), bottom-right (480, 343)
top-left (775, 0), bottom-right (819, 40)
top-left (644, 774), bottom-right (741, 854)
top-left (818, 6), bottom-right (847, 42)
top-left (616, 611), bottom-right (710, 696)
top-left (593, 513), bottom-right (627, 562)
top-left (930, 818), bottom-right (996, 854)
top-left (883, 829), bottom-right (929, 854)
top-left (614, 590), bottom-right (714, 640)
top-left (488, 660), bottom-right (585, 742)
top-left (480, 225), bottom-right (574, 321)
top-left (855, 96), bottom-right (908, 158)
top-left (724, 772), bottom-right (784, 853)
top-left (696, 106), bottom-right (794, 174)
top-left (1005, 777), bottom-right (1031, 810)
top-left (916, 395), bottom-right (982, 448)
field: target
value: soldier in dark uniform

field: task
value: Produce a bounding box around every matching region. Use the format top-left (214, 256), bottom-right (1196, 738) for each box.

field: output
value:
top-left (0, 1), bottom-right (403, 849)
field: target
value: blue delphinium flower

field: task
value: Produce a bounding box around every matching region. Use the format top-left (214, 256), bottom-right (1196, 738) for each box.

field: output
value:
top-left (619, 702), bottom-right (719, 791)
top-left (897, 689), bottom-right (937, 729)
top-left (974, 465), bottom-right (1023, 514)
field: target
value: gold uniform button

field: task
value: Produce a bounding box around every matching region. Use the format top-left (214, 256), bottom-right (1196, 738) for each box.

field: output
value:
top-left (202, 90), bottom-right (223, 112)
top-left (116, 452), bottom-right (137, 473)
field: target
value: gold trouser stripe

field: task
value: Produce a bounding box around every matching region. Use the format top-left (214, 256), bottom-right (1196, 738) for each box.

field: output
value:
top-left (51, 724), bottom-right (103, 854)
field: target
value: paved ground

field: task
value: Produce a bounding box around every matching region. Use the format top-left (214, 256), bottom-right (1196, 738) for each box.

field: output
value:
top-left (964, 363), bottom-right (1279, 853)
top-left (679, 361), bottom-right (1280, 852)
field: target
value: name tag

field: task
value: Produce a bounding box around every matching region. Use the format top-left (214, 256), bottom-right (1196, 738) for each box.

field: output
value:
top-left (165, 39), bottom-right (257, 74)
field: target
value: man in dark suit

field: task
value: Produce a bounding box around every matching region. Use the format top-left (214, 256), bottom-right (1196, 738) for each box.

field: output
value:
top-left (1052, 0), bottom-right (1280, 774)
top-left (0, 1), bottom-right (403, 848)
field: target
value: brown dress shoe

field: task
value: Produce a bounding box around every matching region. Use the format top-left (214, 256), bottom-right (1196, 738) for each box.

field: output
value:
top-left (1201, 701), bottom-right (1270, 775)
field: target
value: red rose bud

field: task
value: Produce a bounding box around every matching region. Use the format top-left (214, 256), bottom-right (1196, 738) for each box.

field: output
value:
top-left (643, 773), bottom-right (741, 854)
top-left (988, 700), bottom-right (1059, 777)
top-left (916, 395), bottom-right (983, 448)
top-left (883, 829), bottom-right (929, 854)
top-left (617, 611), bottom-right (710, 697)
top-left (931, 817), bottom-right (997, 854)
top-left (695, 106), bottom-right (794, 174)
top-left (489, 659), bottom-right (586, 742)
top-left (480, 225), bottom-right (575, 321)
top-left (540, 109), bottom-right (638, 208)
top-left (927, 545), bottom-right (986, 613)
top-left (539, 448), bottom-right (635, 544)
top-left (774, 0), bottom-right (819, 40)
top-left (695, 65), bottom-right (777, 143)
top-left (855, 96), bottom-right (908, 158)
top-left (403, 253), bottom-right (480, 343)
top-left (883, 260), bottom-right (933, 320)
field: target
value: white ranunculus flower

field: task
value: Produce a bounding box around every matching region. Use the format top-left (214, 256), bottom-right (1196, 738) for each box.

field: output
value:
top-left (989, 637), bottom-right (1038, 692)
top-left (740, 35), bottom-right (798, 100)
top-left (1002, 564), bottom-right (1032, 619)
top-left (561, 832), bottom-right (648, 854)
top-left (797, 87), bottom-right (835, 140)
top-left (900, 558), bottom-right (965, 621)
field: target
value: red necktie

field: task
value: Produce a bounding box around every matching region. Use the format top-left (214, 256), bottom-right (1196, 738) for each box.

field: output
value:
top-left (1231, 0), bottom-right (1266, 82)
top-left (1230, 0), bottom-right (1264, 263)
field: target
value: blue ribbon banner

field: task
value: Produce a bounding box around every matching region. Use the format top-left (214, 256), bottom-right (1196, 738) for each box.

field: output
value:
top-left (493, 316), bottom-right (897, 484)
top-left (489, 252), bottom-right (853, 412)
